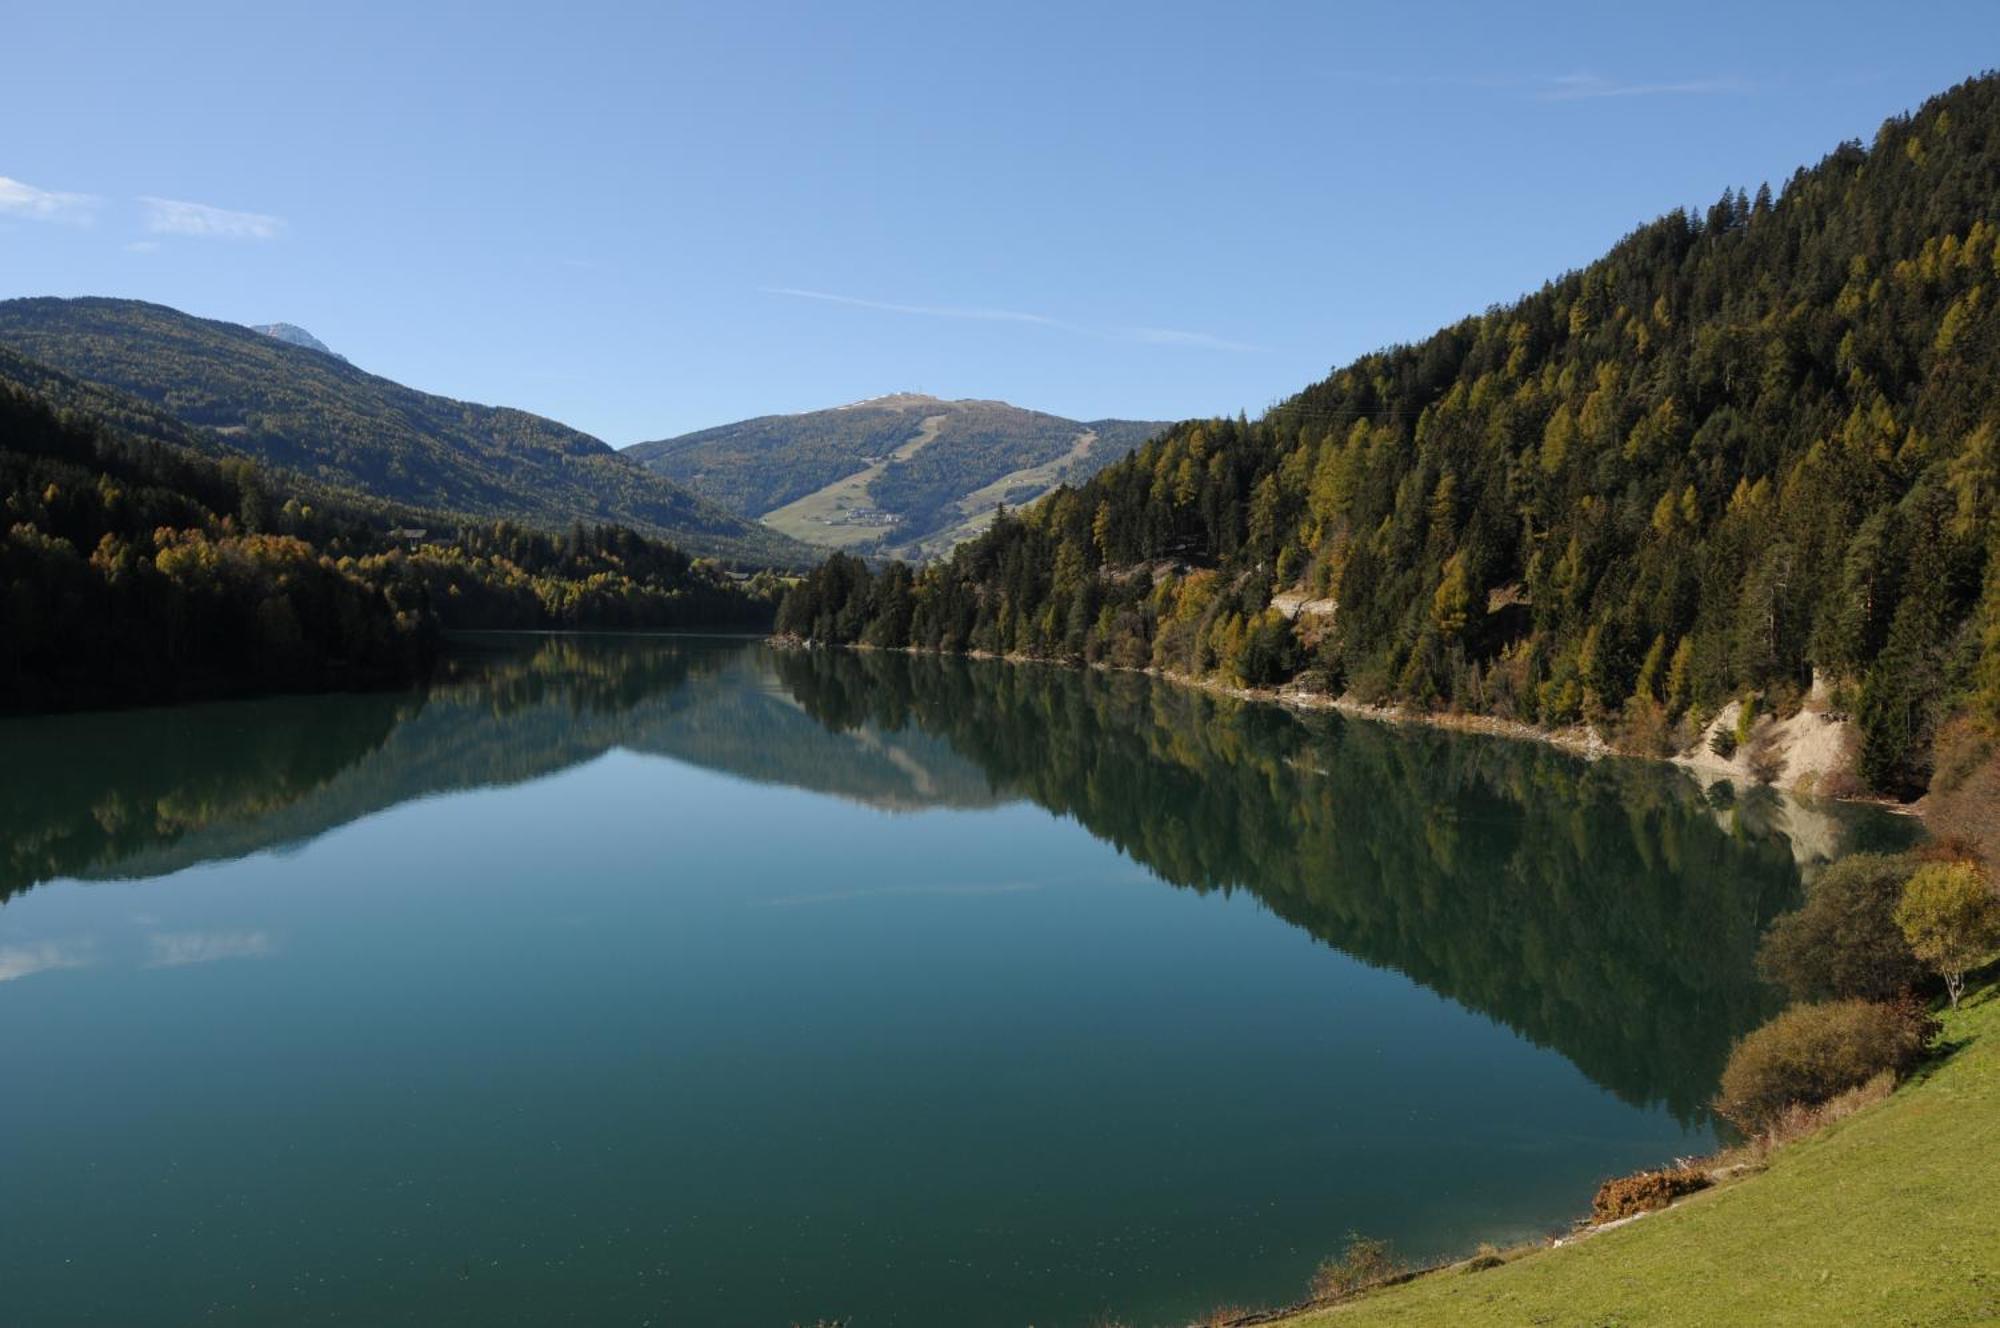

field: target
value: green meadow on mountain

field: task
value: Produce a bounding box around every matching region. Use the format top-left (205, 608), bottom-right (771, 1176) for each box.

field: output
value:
top-left (625, 392), bottom-right (1164, 558)
top-left (780, 74), bottom-right (2000, 806)
top-left (0, 297), bottom-right (808, 566)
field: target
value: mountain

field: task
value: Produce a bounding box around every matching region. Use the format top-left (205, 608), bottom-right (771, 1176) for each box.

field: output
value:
top-left (625, 393), bottom-right (1166, 559)
top-left (249, 322), bottom-right (340, 358)
top-left (778, 73), bottom-right (2000, 800)
top-left (0, 298), bottom-right (809, 565)
top-left (0, 343), bottom-right (777, 712)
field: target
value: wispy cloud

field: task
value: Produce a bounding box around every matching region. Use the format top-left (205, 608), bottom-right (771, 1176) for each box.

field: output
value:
top-left (1126, 326), bottom-right (1265, 353)
top-left (1539, 73), bottom-right (1753, 101)
top-left (0, 175), bottom-right (99, 224)
top-left (145, 929), bottom-right (275, 967)
top-left (0, 939), bottom-right (95, 983)
top-left (766, 287), bottom-right (1262, 352)
top-left (142, 196), bottom-right (284, 241)
top-left (123, 239), bottom-right (161, 254)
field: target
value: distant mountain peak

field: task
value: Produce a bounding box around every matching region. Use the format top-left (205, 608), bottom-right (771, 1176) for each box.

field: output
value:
top-left (830, 392), bottom-right (945, 412)
top-left (249, 322), bottom-right (342, 359)
top-left (627, 394), bottom-right (1169, 561)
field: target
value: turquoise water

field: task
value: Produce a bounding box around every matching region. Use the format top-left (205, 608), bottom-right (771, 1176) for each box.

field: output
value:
top-left (0, 637), bottom-right (1911, 1326)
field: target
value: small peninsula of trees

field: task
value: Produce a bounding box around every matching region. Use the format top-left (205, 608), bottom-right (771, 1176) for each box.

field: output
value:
top-left (779, 74), bottom-right (2000, 800)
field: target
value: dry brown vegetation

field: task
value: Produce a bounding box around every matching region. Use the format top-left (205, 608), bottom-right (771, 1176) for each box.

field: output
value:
top-left (1589, 1166), bottom-right (1712, 1222)
top-left (1714, 997), bottom-right (1936, 1133)
top-left (1921, 740), bottom-right (2000, 873)
top-left (1309, 1234), bottom-right (1405, 1303)
top-left (1720, 1071), bottom-right (1898, 1164)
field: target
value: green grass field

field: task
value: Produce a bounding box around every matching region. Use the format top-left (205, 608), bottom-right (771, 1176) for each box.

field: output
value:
top-left (1276, 985), bottom-right (2000, 1327)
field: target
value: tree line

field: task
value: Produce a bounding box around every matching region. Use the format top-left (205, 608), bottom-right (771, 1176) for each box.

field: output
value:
top-left (0, 361), bottom-right (778, 713)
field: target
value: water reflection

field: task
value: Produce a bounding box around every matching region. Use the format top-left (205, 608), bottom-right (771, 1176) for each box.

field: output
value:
top-left (0, 634), bottom-right (1909, 1121)
top-left (0, 637), bottom-right (993, 903)
top-left (772, 646), bottom-right (1921, 1121)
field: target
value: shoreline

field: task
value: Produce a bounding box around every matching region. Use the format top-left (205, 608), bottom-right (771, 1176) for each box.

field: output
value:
top-left (770, 635), bottom-right (1921, 816)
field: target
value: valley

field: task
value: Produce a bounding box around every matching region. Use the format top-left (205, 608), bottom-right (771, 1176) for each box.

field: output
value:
top-left (0, 298), bottom-right (806, 565)
top-left (6, 29), bottom-right (2000, 1328)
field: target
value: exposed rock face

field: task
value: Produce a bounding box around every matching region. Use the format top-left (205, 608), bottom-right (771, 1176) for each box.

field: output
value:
top-left (1271, 589), bottom-right (1337, 621)
top-left (1676, 687), bottom-right (1862, 799)
top-left (249, 322), bottom-right (340, 358)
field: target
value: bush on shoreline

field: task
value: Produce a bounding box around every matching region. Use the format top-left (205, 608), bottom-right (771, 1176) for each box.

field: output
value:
top-left (1714, 998), bottom-right (1936, 1133)
top-left (1590, 1166), bottom-right (1711, 1222)
top-left (1757, 853), bottom-right (1927, 1003)
top-left (1310, 1234), bottom-right (1404, 1302)
top-left (1895, 859), bottom-right (2000, 1007)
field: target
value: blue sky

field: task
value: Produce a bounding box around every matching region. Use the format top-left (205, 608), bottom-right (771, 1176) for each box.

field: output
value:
top-left (1, 2), bottom-right (1991, 442)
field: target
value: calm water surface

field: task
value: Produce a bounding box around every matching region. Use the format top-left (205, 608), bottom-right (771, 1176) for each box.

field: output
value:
top-left (0, 638), bottom-right (1912, 1326)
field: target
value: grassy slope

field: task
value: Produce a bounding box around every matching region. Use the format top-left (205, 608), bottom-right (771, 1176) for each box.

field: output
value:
top-left (629, 396), bottom-right (1165, 551)
top-left (1281, 987), bottom-right (2000, 1328)
top-left (759, 410), bottom-right (949, 548)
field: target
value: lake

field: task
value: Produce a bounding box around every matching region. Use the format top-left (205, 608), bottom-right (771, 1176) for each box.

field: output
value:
top-left (0, 636), bottom-right (1914, 1327)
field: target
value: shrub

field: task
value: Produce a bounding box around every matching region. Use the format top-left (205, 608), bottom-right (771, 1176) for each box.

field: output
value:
top-left (1914, 835), bottom-right (1989, 865)
top-left (1234, 609), bottom-right (1300, 687)
top-left (1921, 744), bottom-right (2000, 875)
top-left (1931, 714), bottom-right (1996, 796)
top-left (1754, 1071), bottom-right (1897, 1152)
top-left (1709, 725), bottom-right (1739, 759)
top-left (1196, 1308), bottom-right (1255, 1328)
top-left (1192, 1304), bottom-right (1256, 1328)
top-left (1758, 852), bottom-right (1926, 1002)
top-left (1895, 860), bottom-right (2000, 1007)
top-left (1620, 697), bottom-right (1675, 757)
top-left (1735, 695), bottom-right (1761, 747)
top-left (1816, 761), bottom-right (1870, 801)
top-left (1590, 1166), bottom-right (1711, 1222)
top-left (1464, 1243), bottom-right (1506, 1273)
top-left (1714, 999), bottom-right (1935, 1133)
top-left (1746, 728), bottom-right (1786, 785)
top-left (1310, 1233), bottom-right (1403, 1301)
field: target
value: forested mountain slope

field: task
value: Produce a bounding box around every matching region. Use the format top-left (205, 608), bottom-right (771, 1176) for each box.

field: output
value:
top-left (0, 298), bottom-right (808, 565)
top-left (0, 346), bottom-right (777, 712)
top-left (781, 74), bottom-right (2000, 798)
top-left (626, 393), bottom-right (1163, 558)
